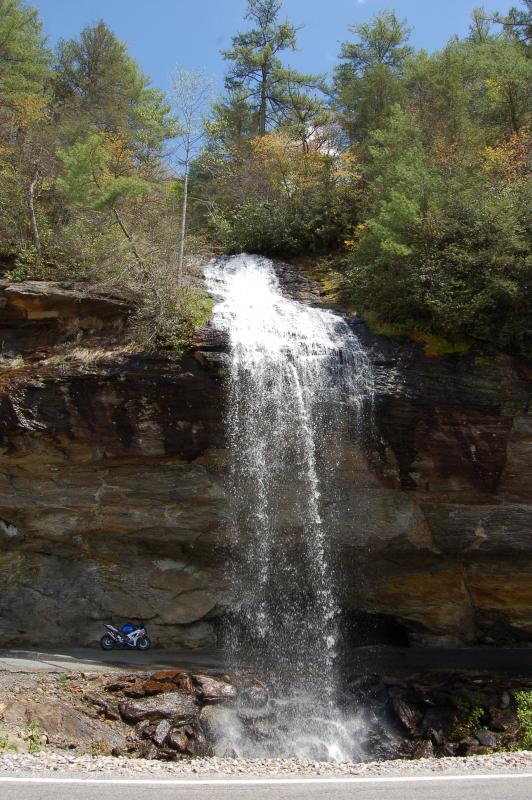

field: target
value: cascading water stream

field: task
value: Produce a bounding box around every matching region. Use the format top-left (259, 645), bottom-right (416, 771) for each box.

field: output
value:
top-left (204, 254), bottom-right (374, 760)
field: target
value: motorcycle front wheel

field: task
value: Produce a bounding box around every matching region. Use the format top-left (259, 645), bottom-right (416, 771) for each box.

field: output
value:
top-left (136, 635), bottom-right (151, 651)
top-left (100, 634), bottom-right (115, 650)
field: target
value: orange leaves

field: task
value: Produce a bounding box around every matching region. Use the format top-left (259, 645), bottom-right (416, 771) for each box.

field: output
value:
top-left (248, 131), bottom-right (359, 200)
top-left (14, 92), bottom-right (47, 130)
top-left (102, 134), bottom-right (134, 179)
top-left (484, 126), bottom-right (531, 182)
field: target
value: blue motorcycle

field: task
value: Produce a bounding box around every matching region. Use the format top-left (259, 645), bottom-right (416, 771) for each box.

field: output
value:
top-left (100, 621), bottom-right (151, 651)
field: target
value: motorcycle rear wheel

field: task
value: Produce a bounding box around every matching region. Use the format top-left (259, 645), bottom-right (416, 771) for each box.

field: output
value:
top-left (100, 634), bottom-right (115, 650)
top-left (136, 635), bottom-right (151, 651)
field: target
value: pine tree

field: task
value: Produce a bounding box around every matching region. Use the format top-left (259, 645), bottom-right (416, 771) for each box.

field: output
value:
top-left (334, 11), bottom-right (413, 145)
top-left (0, 0), bottom-right (51, 264)
top-left (223, 0), bottom-right (322, 136)
top-left (0, 0), bottom-right (49, 114)
top-left (54, 21), bottom-right (175, 161)
top-left (53, 22), bottom-right (176, 273)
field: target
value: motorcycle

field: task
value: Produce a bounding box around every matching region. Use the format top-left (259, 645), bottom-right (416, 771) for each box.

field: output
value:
top-left (100, 621), bottom-right (151, 651)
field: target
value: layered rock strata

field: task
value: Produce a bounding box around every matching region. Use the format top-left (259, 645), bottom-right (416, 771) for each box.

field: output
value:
top-left (0, 274), bottom-right (530, 647)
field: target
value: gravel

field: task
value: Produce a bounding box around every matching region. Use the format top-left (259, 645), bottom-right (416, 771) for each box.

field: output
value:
top-left (1, 750), bottom-right (532, 778)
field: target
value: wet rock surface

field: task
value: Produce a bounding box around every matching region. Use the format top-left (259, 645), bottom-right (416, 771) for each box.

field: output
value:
top-left (1, 667), bottom-right (532, 763)
top-left (105, 668), bottom-right (532, 762)
top-left (193, 674), bottom-right (237, 703)
top-left (0, 269), bottom-right (531, 647)
top-left (347, 670), bottom-right (532, 760)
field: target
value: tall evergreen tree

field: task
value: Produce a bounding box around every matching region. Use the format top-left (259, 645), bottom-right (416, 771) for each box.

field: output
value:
top-left (0, 0), bottom-right (49, 114)
top-left (492, 0), bottom-right (532, 44)
top-left (54, 21), bottom-right (174, 161)
top-left (52, 22), bottom-right (176, 272)
top-left (0, 0), bottom-right (51, 263)
top-left (334, 11), bottom-right (413, 145)
top-left (206, 89), bottom-right (260, 155)
top-left (223, 0), bottom-right (322, 136)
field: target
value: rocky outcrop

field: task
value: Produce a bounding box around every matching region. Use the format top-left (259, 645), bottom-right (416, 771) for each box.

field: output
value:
top-left (0, 274), bottom-right (530, 648)
top-left (345, 322), bottom-right (532, 645)
top-left (0, 280), bottom-right (226, 648)
top-left (4, 666), bottom-right (530, 762)
top-left (95, 667), bottom-right (532, 761)
top-left (0, 279), bottom-right (131, 355)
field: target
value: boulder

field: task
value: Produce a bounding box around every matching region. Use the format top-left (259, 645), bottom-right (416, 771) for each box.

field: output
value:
top-left (240, 684), bottom-right (269, 708)
top-left (475, 729), bottom-right (497, 748)
top-left (148, 671), bottom-right (195, 694)
top-left (152, 719), bottom-right (172, 747)
top-left (2, 695), bottom-right (128, 754)
top-left (167, 728), bottom-right (189, 752)
top-left (392, 697), bottom-right (422, 736)
top-left (142, 681), bottom-right (176, 696)
top-left (135, 720), bottom-right (152, 737)
top-left (138, 742), bottom-right (158, 760)
top-left (457, 736), bottom-right (480, 756)
top-left (119, 692), bottom-right (197, 725)
top-left (199, 704), bottom-right (230, 741)
top-left (187, 729), bottom-right (211, 757)
top-left (150, 670), bottom-right (187, 682)
top-left (124, 680), bottom-right (148, 698)
top-left (193, 675), bottom-right (237, 703)
top-left (463, 744), bottom-right (493, 756)
top-left (488, 707), bottom-right (519, 733)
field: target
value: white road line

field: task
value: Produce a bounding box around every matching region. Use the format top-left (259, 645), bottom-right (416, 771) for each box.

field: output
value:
top-left (0, 773), bottom-right (532, 786)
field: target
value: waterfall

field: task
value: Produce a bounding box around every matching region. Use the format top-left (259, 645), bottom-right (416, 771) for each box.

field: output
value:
top-left (204, 254), bottom-right (374, 760)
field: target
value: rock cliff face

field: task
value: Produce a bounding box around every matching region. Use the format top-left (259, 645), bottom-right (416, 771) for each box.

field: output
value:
top-left (0, 272), bottom-right (530, 648)
top-left (346, 321), bottom-right (531, 645)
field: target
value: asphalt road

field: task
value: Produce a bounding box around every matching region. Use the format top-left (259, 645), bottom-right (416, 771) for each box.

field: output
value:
top-left (0, 647), bottom-right (224, 673)
top-left (1, 774), bottom-right (532, 800)
top-left (2, 646), bottom-right (532, 674)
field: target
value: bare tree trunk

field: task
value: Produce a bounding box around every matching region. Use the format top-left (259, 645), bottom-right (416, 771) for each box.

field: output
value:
top-left (91, 167), bottom-right (144, 269)
top-left (171, 68), bottom-right (213, 282)
top-left (507, 88), bottom-right (519, 133)
top-left (177, 134), bottom-right (191, 285)
top-left (112, 207), bottom-right (143, 265)
top-left (259, 69), bottom-right (267, 136)
top-left (28, 172), bottom-right (41, 267)
top-left (177, 165), bottom-right (189, 284)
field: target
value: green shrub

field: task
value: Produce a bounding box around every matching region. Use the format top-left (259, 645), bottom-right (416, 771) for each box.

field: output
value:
top-left (516, 691), bottom-right (532, 749)
top-left (132, 282), bottom-right (213, 356)
top-left (91, 740), bottom-right (110, 756)
top-left (212, 195), bottom-right (354, 258)
top-left (26, 720), bottom-right (41, 754)
top-left (213, 200), bottom-right (301, 256)
top-left (346, 109), bottom-right (531, 358)
top-left (451, 701), bottom-right (485, 742)
top-left (0, 726), bottom-right (15, 752)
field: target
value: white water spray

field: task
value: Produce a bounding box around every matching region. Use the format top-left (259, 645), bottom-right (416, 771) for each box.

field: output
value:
top-left (204, 254), bottom-right (373, 760)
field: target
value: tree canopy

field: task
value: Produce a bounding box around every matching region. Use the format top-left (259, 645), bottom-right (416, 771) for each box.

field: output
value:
top-left (0, 0), bottom-right (530, 357)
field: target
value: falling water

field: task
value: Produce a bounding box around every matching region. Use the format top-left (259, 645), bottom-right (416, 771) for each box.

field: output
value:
top-left (204, 254), bottom-right (374, 760)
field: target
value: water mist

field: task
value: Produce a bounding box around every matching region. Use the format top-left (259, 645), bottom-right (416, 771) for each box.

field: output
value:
top-left (204, 254), bottom-right (374, 760)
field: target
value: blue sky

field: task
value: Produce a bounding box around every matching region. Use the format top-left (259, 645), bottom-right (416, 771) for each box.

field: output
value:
top-left (34, 0), bottom-right (515, 95)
